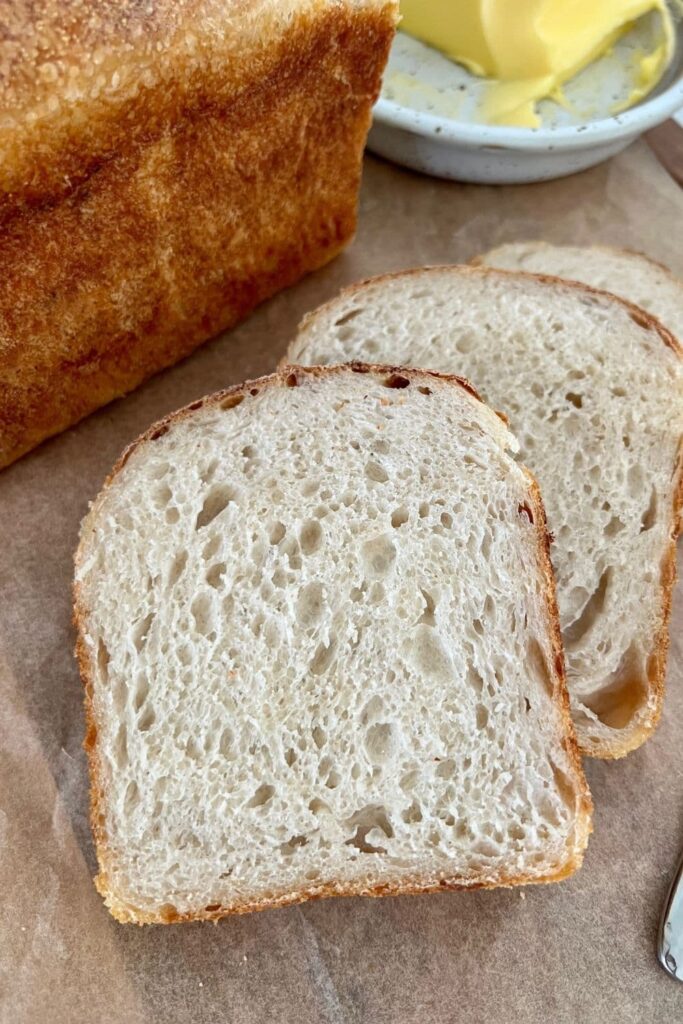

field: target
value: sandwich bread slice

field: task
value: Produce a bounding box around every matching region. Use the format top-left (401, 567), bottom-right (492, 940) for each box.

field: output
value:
top-left (287, 267), bottom-right (683, 758)
top-left (75, 364), bottom-right (590, 924)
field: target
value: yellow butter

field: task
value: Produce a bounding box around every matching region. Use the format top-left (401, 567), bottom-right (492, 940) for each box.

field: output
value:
top-left (400, 0), bottom-right (675, 127)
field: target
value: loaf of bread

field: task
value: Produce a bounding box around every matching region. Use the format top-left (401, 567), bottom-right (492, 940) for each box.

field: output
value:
top-left (0, 0), bottom-right (397, 469)
top-left (74, 364), bottom-right (591, 923)
top-left (288, 267), bottom-right (683, 758)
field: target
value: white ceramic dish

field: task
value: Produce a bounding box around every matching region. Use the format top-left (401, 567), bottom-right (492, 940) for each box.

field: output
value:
top-left (368, 14), bottom-right (683, 184)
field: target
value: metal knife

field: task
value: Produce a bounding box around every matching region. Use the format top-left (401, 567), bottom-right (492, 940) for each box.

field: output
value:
top-left (659, 850), bottom-right (683, 982)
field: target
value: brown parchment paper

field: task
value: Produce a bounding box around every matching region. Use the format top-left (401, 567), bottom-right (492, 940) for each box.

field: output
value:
top-left (1, 139), bottom-right (682, 1024)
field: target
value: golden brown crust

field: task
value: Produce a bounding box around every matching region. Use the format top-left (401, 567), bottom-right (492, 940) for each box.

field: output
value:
top-left (0, 2), bottom-right (398, 469)
top-left (289, 264), bottom-right (683, 759)
top-left (74, 362), bottom-right (592, 925)
top-left (0, 2), bottom-right (399, 213)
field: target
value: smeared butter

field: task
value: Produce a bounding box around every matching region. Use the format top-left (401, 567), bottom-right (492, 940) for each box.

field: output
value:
top-left (399, 0), bottom-right (675, 127)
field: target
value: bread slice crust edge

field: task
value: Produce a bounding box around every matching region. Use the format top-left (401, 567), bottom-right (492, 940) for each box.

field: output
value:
top-left (284, 265), bottom-right (683, 760)
top-left (74, 362), bottom-right (592, 925)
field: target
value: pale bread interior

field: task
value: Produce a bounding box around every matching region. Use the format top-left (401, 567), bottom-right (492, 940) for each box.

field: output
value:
top-left (478, 242), bottom-right (683, 342)
top-left (289, 267), bottom-right (683, 757)
top-left (75, 367), bottom-right (589, 923)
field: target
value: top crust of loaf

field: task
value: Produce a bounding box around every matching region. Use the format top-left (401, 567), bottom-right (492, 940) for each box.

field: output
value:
top-left (74, 363), bottom-right (591, 924)
top-left (0, 0), bottom-right (399, 214)
top-left (287, 266), bottom-right (683, 760)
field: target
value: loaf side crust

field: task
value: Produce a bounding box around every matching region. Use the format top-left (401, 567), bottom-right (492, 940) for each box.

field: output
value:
top-left (74, 363), bottom-right (592, 925)
top-left (0, 3), bottom-right (397, 469)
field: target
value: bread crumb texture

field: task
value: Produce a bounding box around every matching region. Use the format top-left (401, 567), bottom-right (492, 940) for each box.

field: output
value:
top-left (290, 266), bottom-right (683, 757)
top-left (75, 366), bottom-right (590, 923)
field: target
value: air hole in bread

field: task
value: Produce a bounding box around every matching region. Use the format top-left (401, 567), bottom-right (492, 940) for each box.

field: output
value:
top-left (206, 563), bottom-right (226, 589)
top-left (310, 641), bottom-right (336, 676)
top-left (219, 728), bottom-right (233, 758)
top-left (527, 639), bottom-right (554, 698)
top-left (196, 484), bottom-right (236, 530)
top-left (124, 780), bottom-right (140, 814)
top-left (247, 783), bottom-right (275, 809)
top-left (96, 639), bottom-right (110, 682)
top-left (435, 758), bottom-right (455, 780)
top-left (365, 460), bottom-right (388, 484)
top-left (191, 593), bottom-right (214, 637)
top-left (361, 695), bottom-right (384, 726)
top-left (312, 725), bottom-right (326, 749)
top-left (627, 463), bottom-right (644, 498)
top-left (137, 705), bottom-right (156, 732)
top-left (334, 308), bottom-right (364, 327)
top-left (286, 373), bottom-right (298, 387)
top-left (476, 705), bottom-right (489, 730)
top-left (362, 534), bottom-right (396, 578)
top-left (113, 722), bottom-right (129, 769)
top-left (131, 612), bottom-right (154, 653)
top-left (581, 644), bottom-right (647, 728)
top-left (406, 625), bottom-right (453, 685)
top-left (640, 487), bottom-right (657, 532)
top-left (309, 798), bottom-right (330, 816)
top-left (418, 385), bottom-right (432, 395)
top-left (401, 800), bottom-right (423, 824)
top-left (268, 521), bottom-right (286, 546)
top-left (417, 588), bottom-right (437, 627)
top-left (325, 769), bottom-right (341, 789)
top-left (132, 673), bottom-right (149, 712)
top-left (455, 332), bottom-right (476, 354)
top-left (300, 520), bottom-right (323, 555)
top-left (149, 425), bottom-right (169, 441)
top-left (565, 392), bottom-right (583, 409)
top-left (296, 581), bottom-right (325, 627)
top-left (280, 835), bottom-right (308, 858)
top-left (153, 484), bottom-right (173, 508)
top-left (440, 511), bottom-right (453, 529)
top-left (384, 373), bottom-right (410, 389)
top-left (365, 722), bottom-right (395, 764)
top-left (391, 506), bottom-right (409, 528)
top-left (604, 515), bottom-right (625, 537)
top-left (564, 569), bottom-right (610, 649)
top-left (465, 664), bottom-right (485, 695)
top-left (220, 393), bottom-right (244, 411)
top-left (345, 805), bottom-right (393, 854)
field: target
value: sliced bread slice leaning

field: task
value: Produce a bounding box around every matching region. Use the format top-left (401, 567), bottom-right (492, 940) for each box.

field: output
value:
top-left (287, 268), bottom-right (683, 758)
top-left (475, 242), bottom-right (683, 341)
top-left (74, 364), bottom-right (590, 924)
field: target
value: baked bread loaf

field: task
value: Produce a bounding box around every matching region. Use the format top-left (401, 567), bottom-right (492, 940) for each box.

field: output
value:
top-left (0, 0), bottom-right (397, 469)
top-left (74, 364), bottom-right (590, 924)
top-left (476, 242), bottom-right (683, 340)
top-left (287, 267), bottom-right (683, 758)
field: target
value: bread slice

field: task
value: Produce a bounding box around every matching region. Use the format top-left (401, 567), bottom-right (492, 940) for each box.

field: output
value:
top-left (287, 268), bottom-right (683, 758)
top-left (74, 364), bottom-right (591, 924)
top-left (475, 242), bottom-right (683, 341)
